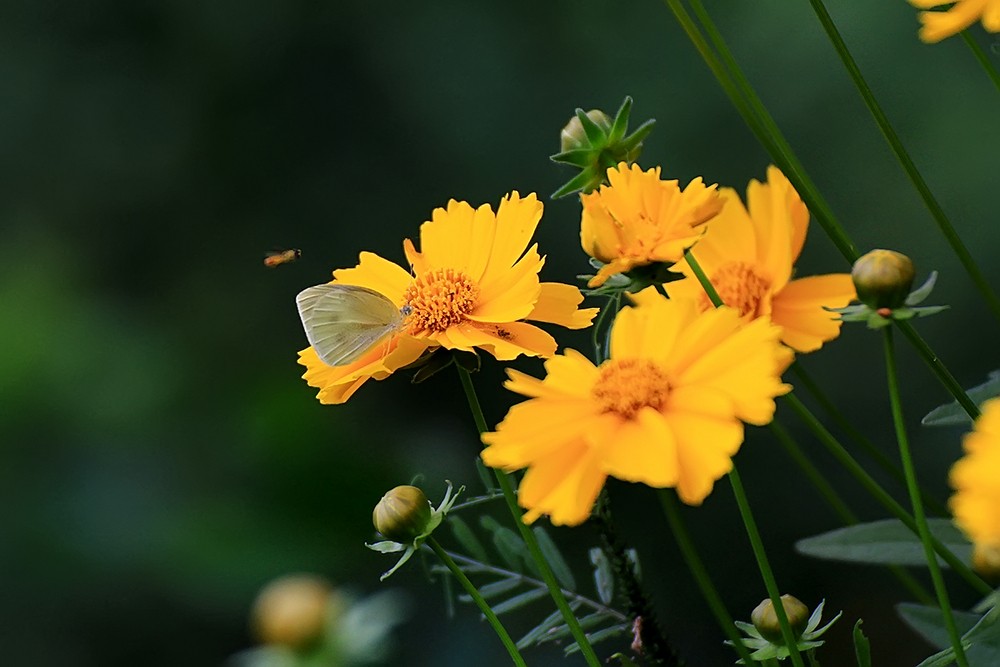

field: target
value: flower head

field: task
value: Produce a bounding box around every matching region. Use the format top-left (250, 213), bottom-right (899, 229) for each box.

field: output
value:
top-left (481, 291), bottom-right (792, 526)
top-left (658, 166), bottom-right (855, 353)
top-left (909, 0), bottom-right (1000, 43)
top-left (580, 162), bottom-right (723, 288)
top-left (950, 397), bottom-right (1000, 575)
top-left (298, 192), bottom-right (597, 404)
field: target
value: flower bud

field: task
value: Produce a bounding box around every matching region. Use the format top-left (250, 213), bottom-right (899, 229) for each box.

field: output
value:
top-left (373, 485), bottom-right (432, 542)
top-left (851, 249), bottom-right (915, 310)
top-left (751, 595), bottom-right (810, 643)
top-left (560, 109), bottom-right (612, 152)
top-left (251, 574), bottom-right (335, 649)
top-left (973, 543), bottom-right (1000, 580)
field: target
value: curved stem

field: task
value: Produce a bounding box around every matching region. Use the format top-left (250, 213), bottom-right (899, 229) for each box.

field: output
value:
top-left (456, 367), bottom-right (602, 667)
top-left (658, 489), bottom-right (756, 665)
top-left (881, 329), bottom-right (969, 667)
top-left (807, 0), bottom-right (1000, 324)
top-left (427, 537), bottom-right (528, 667)
top-left (728, 466), bottom-right (805, 667)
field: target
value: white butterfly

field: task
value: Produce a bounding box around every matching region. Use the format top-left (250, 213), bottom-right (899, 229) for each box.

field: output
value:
top-left (296, 284), bottom-right (410, 366)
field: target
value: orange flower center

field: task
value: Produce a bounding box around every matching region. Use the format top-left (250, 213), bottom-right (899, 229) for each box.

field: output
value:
top-left (592, 359), bottom-right (671, 419)
top-left (707, 262), bottom-right (771, 318)
top-left (403, 268), bottom-right (480, 334)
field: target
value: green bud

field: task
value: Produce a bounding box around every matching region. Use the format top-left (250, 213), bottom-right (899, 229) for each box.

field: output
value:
top-left (751, 595), bottom-right (811, 643)
top-left (560, 109), bottom-right (612, 152)
top-left (251, 574), bottom-right (336, 649)
top-left (851, 249), bottom-right (916, 310)
top-left (373, 485), bottom-right (433, 543)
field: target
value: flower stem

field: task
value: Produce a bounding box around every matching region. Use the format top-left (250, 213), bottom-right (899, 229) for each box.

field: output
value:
top-left (456, 366), bottom-right (602, 667)
top-left (807, 0), bottom-right (1000, 324)
top-left (896, 321), bottom-right (980, 421)
top-left (592, 491), bottom-right (681, 665)
top-left (783, 391), bottom-right (992, 596)
top-left (960, 30), bottom-right (1000, 93)
top-left (657, 489), bottom-right (756, 665)
top-left (727, 466), bottom-right (806, 667)
top-left (427, 536), bottom-right (528, 667)
top-left (881, 328), bottom-right (969, 667)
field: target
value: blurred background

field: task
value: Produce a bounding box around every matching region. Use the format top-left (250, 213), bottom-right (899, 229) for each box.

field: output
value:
top-left (1, 0), bottom-right (998, 664)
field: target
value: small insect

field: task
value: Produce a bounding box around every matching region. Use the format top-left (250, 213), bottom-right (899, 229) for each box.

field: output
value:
top-left (296, 284), bottom-right (411, 366)
top-left (264, 249), bottom-right (301, 268)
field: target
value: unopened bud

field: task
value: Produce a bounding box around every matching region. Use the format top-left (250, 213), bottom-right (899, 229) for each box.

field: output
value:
top-left (560, 109), bottom-right (612, 152)
top-left (973, 544), bottom-right (1000, 580)
top-left (751, 595), bottom-right (810, 643)
top-left (373, 485), bottom-right (432, 543)
top-left (252, 574), bottom-right (334, 649)
top-left (851, 249), bottom-right (915, 310)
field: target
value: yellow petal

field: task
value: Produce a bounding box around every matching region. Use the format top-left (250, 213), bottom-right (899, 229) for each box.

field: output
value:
top-left (416, 199), bottom-right (482, 277)
top-left (771, 274), bottom-right (855, 352)
top-left (671, 410), bottom-right (744, 505)
top-left (527, 283), bottom-right (597, 329)
top-left (517, 441), bottom-right (607, 526)
top-left (471, 245), bottom-right (543, 322)
top-left (332, 251), bottom-right (414, 305)
top-left (448, 321), bottom-right (556, 360)
top-left (298, 336), bottom-right (429, 404)
top-left (482, 400), bottom-right (602, 467)
top-left (481, 192), bottom-right (543, 279)
top-left (504, 349), bottom-right (599, 400)
top-left (599, 408), bottom-right (680, 487)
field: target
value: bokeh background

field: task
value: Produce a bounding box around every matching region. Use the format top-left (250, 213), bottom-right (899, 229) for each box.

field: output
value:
top-left (2, 0), bottom-right (998, 665)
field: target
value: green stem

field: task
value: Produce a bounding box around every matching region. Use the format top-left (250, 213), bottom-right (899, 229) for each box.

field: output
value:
top-left (657, 490), bottom-right (756, 665)
top-left (456, 366), bottom-right (603, 667)
top-left (791, 363), bottom-right (949, 518)
top-left (783, 391), bottom-right (992, 596)
top-left (807, 0), bottom-right (1000, 324)
top-left (960, 31), bottom-right (1000, 93)
top-left (897, 321), bottom-right (980, 421)
top-left (728, 466), bottom-right (806, 667)
top-left (881, 329), bottom-right (969, 667)
top-left (427, 537), bottom-right (528, 667)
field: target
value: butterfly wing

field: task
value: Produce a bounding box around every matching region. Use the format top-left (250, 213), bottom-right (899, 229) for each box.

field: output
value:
top-left (296, 284), bottom-right (404, 366)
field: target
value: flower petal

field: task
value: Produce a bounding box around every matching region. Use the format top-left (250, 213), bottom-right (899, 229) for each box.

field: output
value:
top-left (527, 283), bottom-right (598, 329)
top-left (332, 252), bottom-right (415, 305)
top-left (517, 441), bottom-right (607, 526)
top-left (598, 408), bottom-right (680, 487)
top-left (771, 274), bottom-right (855, 352)
top-left (448, 321), bottom-right (556, 360)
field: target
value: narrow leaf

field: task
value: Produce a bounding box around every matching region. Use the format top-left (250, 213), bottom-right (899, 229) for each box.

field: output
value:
top-left (533, 526), bottom-right (576, 591)
top-left (590, 548), bottom-right (615, 605)
top-left (517, 607), bottom-right (567, 650)
top-left (490, 587), bottom-right (549, 615)
top-left (853, 620), bottom-right (871, 667)
top-left (449, 516), bottom-right (489, 563)
top-left (898, 603), bottom-right (1000, 667)
top-left (795, 519), bottom-right (972, 567)
top-left (922, 370), bottom-right (1000, 426)
top-left (475, 459), bottom-right (496, 494)
top-left (564, 623), bottom-right (630, 654)
top-left (462, 578), bottom-right (522, 601)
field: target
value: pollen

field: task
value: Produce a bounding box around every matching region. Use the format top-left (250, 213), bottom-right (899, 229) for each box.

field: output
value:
top-left (591, 359), bottom-right (671, 419)
top-left (404, 268), bottom-right (480, 334)
top-left (707, 262), bottom-right (771, 318)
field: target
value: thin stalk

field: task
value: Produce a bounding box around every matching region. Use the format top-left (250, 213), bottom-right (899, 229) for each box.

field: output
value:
top-left (784, 391), bottom-right (992, 596)
top-left (427, 537), bottom-right (528, 667)
top-left (684, 0), bottom-right (858, 262)
top-left (456, 367), bottom-right (602, 667)
top-left (807, 0), bottom-right (1000, 323)
top-left (791, 363), bottom-right (949, 518)
top-left (960, 31), bottom-right (1000, 93)
top-left (728, 466), bottom-right (806, 667)
top-left (658, 490), bottom-right (756, 665)
top-left (882, 329), bottom-right (969, 667)
top-left (897, 321), bottom-right (980, 421)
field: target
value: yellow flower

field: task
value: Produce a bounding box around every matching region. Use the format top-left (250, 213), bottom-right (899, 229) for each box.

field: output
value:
top-left (950, 397), bottom-right (1000, 573)
top-left (655, 166), bottom-right (855, 353)
top-left (481, 292), bottom-right (792, 526)
top-left (909, 0), bottom-right (1000, 43)
top-left (580, 162), bottom-right (723, 288)
top-left (299, 192), bottom-right (598, 404)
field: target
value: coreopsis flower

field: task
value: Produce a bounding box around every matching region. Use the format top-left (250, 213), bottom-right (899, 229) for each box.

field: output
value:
top-left (481, 292), bottom-right (793, 526)
top-left (298, 192), bottom-right (597, 404)
top-left (950, 397), bottom-right (1000, 577)
top-left (580, 162), bottom-right (724, 288)
top-left (656, 166), bottom-right (855, 353)
top-left (909, 0), bottom-right (1000, 43)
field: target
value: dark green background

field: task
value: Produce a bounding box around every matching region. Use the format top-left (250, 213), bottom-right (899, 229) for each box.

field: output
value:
top-left (2, 0), bottom-right (997, 665)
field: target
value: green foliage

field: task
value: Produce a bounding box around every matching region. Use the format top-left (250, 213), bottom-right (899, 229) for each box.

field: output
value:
top-left (853, 620), bottom-right (871, 667)
top-left (898, 602), bottom-right (1000, 666)
top-left (795, 519), bottom-right (972, 567)
top-left (923, 371), bottom-right (1000, 427)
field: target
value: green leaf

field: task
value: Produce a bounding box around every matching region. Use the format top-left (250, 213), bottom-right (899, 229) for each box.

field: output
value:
top-left (899, 603), bottom-right (1000, 666)
top-left (517, 607), bottom-right (569, 649)
top-left (490, 587), bottom-right (549, 615)
top-left (795, 519), bottom-right (972, 567)
top-left (467, 578), bottom-right (521, 601)
top-left (853, 620), bottom-right (871, 667)
top-left (475, 459), bottom-right (497, 494)
top-left (564, 623), bottom-right (630, 654)
top-left (480, 516), bottom-right (530, 573)
top-left (533, 526), bottom-right (576, 591)
top-left (922, 370), bottom-right (1000, 427)
top-left (589, 548), bottom-right (615, 605)
top-left (449, 516), bottom-right (489, 563)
